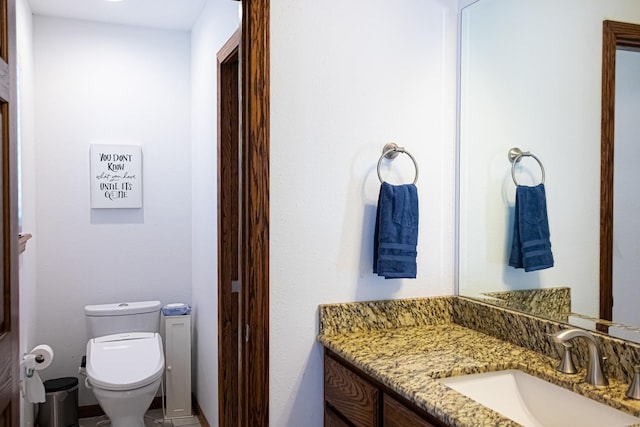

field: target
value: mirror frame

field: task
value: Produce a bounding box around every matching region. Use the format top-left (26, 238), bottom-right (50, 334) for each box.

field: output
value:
top-left (600, 20), bottom-right (640, 322)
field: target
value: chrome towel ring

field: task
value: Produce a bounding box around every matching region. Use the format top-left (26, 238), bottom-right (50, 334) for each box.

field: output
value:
top-left (508, 147), bottom-right (545, 186)
top-left (377, 143), bottom-right (419, 185)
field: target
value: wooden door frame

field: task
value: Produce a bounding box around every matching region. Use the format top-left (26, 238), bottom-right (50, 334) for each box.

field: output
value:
top-left (217, 0), bottom-right (269, 424)
top-left (1, 0), bottom-right (19, 423)
top-left (600, 20), bottom-right (640, 322)
top-left (240, 0), bottom-right (269, 425)
top-left (217, 28), bottom-right (241, 427)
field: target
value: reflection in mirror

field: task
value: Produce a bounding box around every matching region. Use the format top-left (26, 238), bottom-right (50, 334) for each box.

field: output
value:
top-left (601, 21), bottom-right (640, 332)
top-left (457, 0), bottom-right (640, 342)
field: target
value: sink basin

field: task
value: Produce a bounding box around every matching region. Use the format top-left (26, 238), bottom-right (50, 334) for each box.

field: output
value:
top-left (439, 369), bottom-right (640, 427)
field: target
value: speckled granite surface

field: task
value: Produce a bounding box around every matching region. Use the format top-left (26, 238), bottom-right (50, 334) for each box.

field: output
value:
top-left (454, 297), bottom-right (640, 384)
top-left (318, 297), bottom-right (640, 427)
top-left (465, 288), bottom-right (640, 344)
top-left (479, 287), bottom-right (571, 321)
top-left (318, 296), bottom-right (453, 336)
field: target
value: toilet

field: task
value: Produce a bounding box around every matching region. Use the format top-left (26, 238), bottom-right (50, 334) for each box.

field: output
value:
top-left (84, 301), bottom-right (164, 427)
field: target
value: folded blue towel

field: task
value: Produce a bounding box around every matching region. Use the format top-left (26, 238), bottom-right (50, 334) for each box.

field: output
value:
top-left (162, 303), bottom-right (191, 316)
top-left (373, 182), bottom-right (418, 279)
top-left (509, 184), bottom-right (554, 272)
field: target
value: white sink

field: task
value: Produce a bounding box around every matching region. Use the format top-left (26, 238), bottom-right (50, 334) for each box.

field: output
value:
top-left (439, 370), bottom-right (640, 427)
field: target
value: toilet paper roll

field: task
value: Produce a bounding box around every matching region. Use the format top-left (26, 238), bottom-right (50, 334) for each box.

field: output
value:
top-left (30, 344), bottom-right (54, 371)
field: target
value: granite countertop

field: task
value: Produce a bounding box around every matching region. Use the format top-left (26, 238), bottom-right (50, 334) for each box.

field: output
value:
top-left (319, 322), bottom-right (640, 427)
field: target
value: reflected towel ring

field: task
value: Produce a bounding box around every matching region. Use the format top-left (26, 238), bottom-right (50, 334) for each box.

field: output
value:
top-left (377, 143), bottom-right (419, 185)
top-left (508, 147), bottom-right (545, 186)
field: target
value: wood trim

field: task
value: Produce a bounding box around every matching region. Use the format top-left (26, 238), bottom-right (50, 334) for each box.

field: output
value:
top-left (3, 0), bottom-right (18, 423)
top-left (240, 0), bottom-right (270, 425)
top-left (217, 28), bottom-right (240, 427)
top-left (600, 20), bottom-right (640, 321)
top-left (219, 29), bottom-right (241, 62)
top-left (600, 21), bottom-right (616, 321)
top-left (78, 403), bottom-right (104, 420)
top-left (193, 394), bottom-right (212, 427)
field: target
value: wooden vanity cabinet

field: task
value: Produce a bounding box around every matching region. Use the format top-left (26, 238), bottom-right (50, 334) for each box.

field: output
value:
top-left (324, 354), bottom-right (379, 426)
top-left (382, 394), bottom-right (437, 427)
top-left (325, 406), bottom-right (353, 427)
top-left (324, 350), bottom-right (448, 427)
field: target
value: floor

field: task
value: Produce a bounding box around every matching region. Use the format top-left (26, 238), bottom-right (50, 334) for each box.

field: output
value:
top-left (79, 408), bottom-right (202, 427)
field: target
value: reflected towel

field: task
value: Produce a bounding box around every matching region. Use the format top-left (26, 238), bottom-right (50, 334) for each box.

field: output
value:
top-left (509, 184), bottom-right (554, 272)
top-left (374, 182), bottom-right (418, 279)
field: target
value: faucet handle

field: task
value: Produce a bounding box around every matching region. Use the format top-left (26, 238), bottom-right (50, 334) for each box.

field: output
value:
top-left (547, 332), bottom-right (578, 374)
top-left (626, 366), bottom-right (640, 400)
top-left (556, 342), bottom-right (578, 375)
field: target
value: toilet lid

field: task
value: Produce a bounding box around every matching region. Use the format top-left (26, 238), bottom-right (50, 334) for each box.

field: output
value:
top-left (86, 332), bottom-right (164, 391)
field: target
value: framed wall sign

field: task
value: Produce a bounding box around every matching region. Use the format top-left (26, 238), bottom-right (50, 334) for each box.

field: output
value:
top-left (90, 144), bottom-right (143, 208)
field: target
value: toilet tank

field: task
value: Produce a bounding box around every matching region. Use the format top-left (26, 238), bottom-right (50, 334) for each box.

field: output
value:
top-left (85, 300), bottom-right (162, 339)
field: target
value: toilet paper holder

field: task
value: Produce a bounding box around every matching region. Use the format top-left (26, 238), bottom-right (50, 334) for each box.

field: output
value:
top-left (21, 354), bottom-right (39, 378)
top-left (22, 344), bottom-right (54, 378)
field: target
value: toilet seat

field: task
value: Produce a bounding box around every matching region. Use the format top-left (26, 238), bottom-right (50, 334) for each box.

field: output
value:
top-left (86, 332), bottom-right (164, 391)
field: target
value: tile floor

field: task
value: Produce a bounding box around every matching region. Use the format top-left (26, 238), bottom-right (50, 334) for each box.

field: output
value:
top-left (79, 408), bottom-right (202, 427)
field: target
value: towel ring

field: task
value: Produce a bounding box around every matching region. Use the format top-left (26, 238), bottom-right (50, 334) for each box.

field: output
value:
top-left (508, 147), bottom-right (545, 186)
top-left (377, 143), bottom-right (419, 185)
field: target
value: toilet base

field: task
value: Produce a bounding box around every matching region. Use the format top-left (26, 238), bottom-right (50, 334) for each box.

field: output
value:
top-left (106, 415), bottom-right (146, 427)
top-left (90, 377), bottom-right (162, 427)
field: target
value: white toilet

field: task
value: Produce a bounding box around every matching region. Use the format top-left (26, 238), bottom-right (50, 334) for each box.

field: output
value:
top-left (84, 301), bottom-right (165, 427)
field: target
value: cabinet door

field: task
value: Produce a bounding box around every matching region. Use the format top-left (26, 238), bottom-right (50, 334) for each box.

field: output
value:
top-left (383, 394), bottom-right (438, 427)
top-left (324, 355), bottom-right (379, 427)
top-left (164, 315), bottom-right (192, 418)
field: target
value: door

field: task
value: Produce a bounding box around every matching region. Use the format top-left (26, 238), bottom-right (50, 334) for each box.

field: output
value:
top-left (218, 29), bottom-right (241, 427)
top-left (0, 0), bottom-right (20, 425)
top-left (219, 0), bottom-right (269, 425)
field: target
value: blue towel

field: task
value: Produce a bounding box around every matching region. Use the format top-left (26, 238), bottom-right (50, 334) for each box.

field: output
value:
top-left (162, 303), bottom-right (191, 316)
top-left (509, 184), bottom-right (554, 272)
top-left (373, 182), bottom-right (418, 279)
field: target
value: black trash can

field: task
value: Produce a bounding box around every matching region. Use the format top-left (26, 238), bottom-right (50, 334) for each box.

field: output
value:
top-left (36, 377), bottom-right (79, 427)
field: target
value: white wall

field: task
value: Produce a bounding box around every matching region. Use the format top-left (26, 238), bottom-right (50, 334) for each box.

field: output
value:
top-left (33, 16), bottom-right (192, 405)
top-left (458, 0), bottom-right (640, 317)
top-left (270, 1), bottom-right (457, 425)
top-left (17, 0), bottom-right (37, 424)
top-left (189, 0), bottom-right (239, 423)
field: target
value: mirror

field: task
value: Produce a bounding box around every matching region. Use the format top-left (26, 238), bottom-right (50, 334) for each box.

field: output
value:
top-left (458, 0), bottom-right (640, 341)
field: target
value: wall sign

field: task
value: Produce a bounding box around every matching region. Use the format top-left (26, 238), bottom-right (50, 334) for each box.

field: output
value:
top-left (90, 144), bottom-right (142, 208)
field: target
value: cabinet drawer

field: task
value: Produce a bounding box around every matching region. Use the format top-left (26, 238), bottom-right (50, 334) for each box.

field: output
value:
top-left (324, 406), bottom-right (351, 427)
top-left (383, 394), bottom-right (437, 427)
top-left (324, 355), bottom-right (379, 427)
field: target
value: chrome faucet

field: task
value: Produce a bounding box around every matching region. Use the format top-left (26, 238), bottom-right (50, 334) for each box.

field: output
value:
top-left (626, 366), bottom-right (640, 399)
top-left (550, 328), bottom-right (608, 387)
